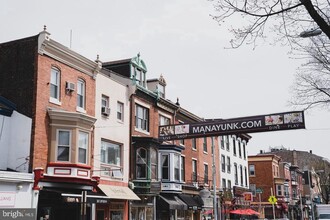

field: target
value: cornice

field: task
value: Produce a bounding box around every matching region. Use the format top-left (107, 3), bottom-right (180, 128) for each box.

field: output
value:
top-left (38, 30), bottom-right (101, 79)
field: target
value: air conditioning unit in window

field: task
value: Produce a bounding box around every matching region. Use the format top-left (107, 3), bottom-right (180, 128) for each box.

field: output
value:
top-left (66, 82), bottom-right (75, 91)
top-left (101, 106), bottom-right (110, 116)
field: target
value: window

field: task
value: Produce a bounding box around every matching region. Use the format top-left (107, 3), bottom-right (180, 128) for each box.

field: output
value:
top-left (238, 141), bottom-right (242, 158)
top-left (227, 156), bottom-right (231, 173)
top-left (233, 137), bottom-right (237, 156)
top-left (243, 143), bottom-right (246, 159)
top-left (78, 131), bottom-right (89, 164)
top-left (227, 180), bottom-right (232, 190)
top-left (77, 79), bottom-right (85, 110)
top-left (192, 138), bottom-right (197, 150)
top-left (135, 104), bottom-right (149, 132)
top-left (249, 165), bottom-right (255, 176)
top-left (158, 84), bottom-right (165, 98)
top-left (192, 160), bottom-right (197, 182)
top-left (159, 115), bottom-right (170, 126)
top-left (203, 137), bottom-right (207, 152)
top-left (222, 178), bottom-right (226, 189)
top-left (136, 148), bottom-right (147, 179)
top-left (174, 154), bottom-right (180, 181)
top-left (244, 166), bottom-right (248, 186)
top-left (150, 148), bottom-right (157, 180)
top-left (181, 156), bottom-right (185, 182)
top-left (162, 154), bottom-right (169, 180)
top-left (219, 136), bottom-right (225, 149)
top-left (57, 130), bottom-right (71, 161)
top-left (211, 137), bottom-right (214, 155)
top-left (225, 136), bottom-right (230, 151)
top-left (101, 140), bottom-right (121, 166)
top-left (133, 67), bottom-right (145, 87)
top-left (277, 185), bottom-right (283, 196)
top-left (50, 68), bottom-right (60, 102)
top-left (221, 155), bottom-right (226, 172)
top-left (117, 102), bottom-right (124, 121)
top-left (179, 138), bottom-right (185, 146)
top-left (234, 163), bottom-right (238, 185)
top-left (101, 95), bottom-right (109, 116)
top-left (240, 165), bottom-right (243, 186)
top-left (204, 164), bottom-right (209, 184)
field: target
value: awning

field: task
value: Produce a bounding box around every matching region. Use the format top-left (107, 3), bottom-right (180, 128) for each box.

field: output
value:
top-left (178, 194), bottom-right (203, 210)
top-left (98, 184), bottom-right (140, 201)
top-left (158, 194), bottom-right (187, 210)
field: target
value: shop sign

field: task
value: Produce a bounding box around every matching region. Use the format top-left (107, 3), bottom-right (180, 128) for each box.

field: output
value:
top-left (243, 192), bottom-right (253, 202)
top-left (0, 208), bottom-right (36, 220)
top-left (159, 111), bottom-right (305, 141)
top-left (63, 196), bottom-right (80, 203)
top-left (0, 193), bottom-right (15, 207)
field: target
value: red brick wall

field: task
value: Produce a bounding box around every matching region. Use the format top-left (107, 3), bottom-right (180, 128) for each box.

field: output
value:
top-left (32, 54), bottom-right (96, 169)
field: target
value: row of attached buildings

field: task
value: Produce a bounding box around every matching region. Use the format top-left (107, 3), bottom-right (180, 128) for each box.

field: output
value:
top-left (0, 28), bottom-right (328, 220)
top-left (0, 28), bottom-right (252, 220)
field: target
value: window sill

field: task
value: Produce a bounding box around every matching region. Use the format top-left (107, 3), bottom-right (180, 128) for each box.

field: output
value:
top-left (134, 128), bottom-right (150, 135)
top-left (76, 106), bottom-right (86, 113)
top-left (49, 97), bottom-right (61, 106)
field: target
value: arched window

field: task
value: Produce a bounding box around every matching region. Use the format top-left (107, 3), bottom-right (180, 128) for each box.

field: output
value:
top-left (136, 148), bottom-right (147, 179)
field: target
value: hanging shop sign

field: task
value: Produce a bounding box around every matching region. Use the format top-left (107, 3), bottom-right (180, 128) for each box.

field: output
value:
top-left (159, 111), bottom-right (305, 141)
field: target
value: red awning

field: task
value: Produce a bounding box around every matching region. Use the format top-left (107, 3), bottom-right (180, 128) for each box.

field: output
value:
top-left (229, 208), bottom-right (260, 216)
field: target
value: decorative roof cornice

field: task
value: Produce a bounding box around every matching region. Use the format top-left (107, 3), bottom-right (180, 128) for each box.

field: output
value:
top-left (38, 27), bottom-right (101, 79)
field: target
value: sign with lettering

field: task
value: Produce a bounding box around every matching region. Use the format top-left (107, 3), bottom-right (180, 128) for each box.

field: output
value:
top-left (0, 193), bottom-right (15, 207)
top-left (159, 111), bottom-right (305, 141)
top-left (0, 208), bottom-right (36, 220)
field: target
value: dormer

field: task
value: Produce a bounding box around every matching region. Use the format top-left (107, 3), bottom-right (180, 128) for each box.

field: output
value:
top-left (102, 53), bottom-right (148, 88)
top-left (147, 74), bottom-right (167, 99)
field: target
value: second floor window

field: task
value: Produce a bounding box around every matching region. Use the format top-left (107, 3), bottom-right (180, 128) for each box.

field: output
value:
top-left (50, 68), bottom-right (60, 101)
top-left (204, 164), bottom-right (209, 184)
top-left (101, 140), bottom-right (121, 166)
top-left (174, 154), bottom-right (180, 181)
top-left (249, 164), bottom-right (255, 176)
top-left (192, 138), bottom-right (197, 150)
top-left (221, 155), bottom-right (226, 172)
top-left (135, 104), bottom-right (149, 132)
top-left (136, 148), bottom-right (147, 179)
top-left (219, 136), bottom-right (225, 149)
top-left (77, 79), bottom-right (85, 110)
top-left (277, 185), bottom-right (283, 196)
top-left (233, 137), bottom-right (237, 156)
top-left (101, 95), bottom-right (109, 116)
top-left (57, 130), bottom-right (71, 162)
top-left (227, 156), bottom-right (231, 173)
top-left (192, 159), bottom-right (197, 181)
top-left (78, 131), bottom-right (89, 164)
top-left (181, 156), bottom-right (185, 182)
top-left (203, 137), bottom-right (207, 152)
top-left (234, 163), bottom-right (238, 185)
top-left (162, 154), bottom-right (169, 180)
top-left (150, 148), bottom-right (157, 180)
top-left (240, 165), bottom-right (244, 186)
top-left (117, 101), bottom-right (124, 121)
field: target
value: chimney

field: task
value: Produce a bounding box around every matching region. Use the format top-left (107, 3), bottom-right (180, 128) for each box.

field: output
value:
top-left (310, 150), bottom-right (313, 154)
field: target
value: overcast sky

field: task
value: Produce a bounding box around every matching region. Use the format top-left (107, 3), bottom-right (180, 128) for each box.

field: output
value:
top-left (1, 0), bottom-right (330, 157)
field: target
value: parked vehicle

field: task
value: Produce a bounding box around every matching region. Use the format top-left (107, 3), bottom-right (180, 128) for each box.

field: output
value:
top-left (316, 204), bottom-right (330, 219)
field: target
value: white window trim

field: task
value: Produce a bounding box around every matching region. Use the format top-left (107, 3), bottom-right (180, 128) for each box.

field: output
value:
top-left (78, 131), bottom-right (89, 164)
top-left (56, 129), bottom-right (72, 162)
top-left (117, 101), bottom-right (124, 122)
top-left (77, 79), bottom-right (86, 112)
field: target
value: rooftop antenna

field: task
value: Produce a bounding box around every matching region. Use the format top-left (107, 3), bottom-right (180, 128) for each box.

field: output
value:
top-left (70, 29), bottom-right (72, 49)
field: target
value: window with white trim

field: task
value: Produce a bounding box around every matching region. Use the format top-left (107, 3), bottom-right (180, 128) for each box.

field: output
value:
top-left (227, 156), bottom-right (231, 173)
top-left (192, 159), bottom-right (197, 182)
top-left (101, 95), bottom-right (109, 116)
top-left (101, 140), bottom-right (121, 166)
top-left (50, 68), bottom-right (60, 103)
top-left (249, 164), bottom-right (255, 176)
top-left (174, 154), bottom-right (180, 181)
top-left (161, 154), bottom-right (169, 180)
top-left (192, 138), bottom-right (197, 150)
top-left (78, 131), bottom-right (89, 164)
top-left (204, 164), bottom-right (209, 184)
top-left (181, 156), bottom-right (185, 182)
top-left (57, 130), bottom-right (71, 161)
top-left (117, 101), bottom-right (124, 121)
top-left (135, 104), bottom-right (149, 132)
top-left (77, 79), bottom-right (85, 110)
top-left (221, 155), bottom-right (226, 172)
top-left (150, 148), bottom-right (157, 180)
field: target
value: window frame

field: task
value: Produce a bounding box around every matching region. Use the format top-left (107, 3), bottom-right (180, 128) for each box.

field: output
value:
top-left (50, 67), bottom-right (61, 105)
top-left (78, 131), bottom-right (89, 164)
top-left (249, 164), bottom-right (256, 176)
top-left (117, 101), bottom-right (124, 121)
top-left (204, 163), bottom-right (209, 184)
top-left (100, 140), bottom-right (122, 167)
top-left (135, 104), bottom-right (149, 132)
top-left (221, 154), bottom-right (226, 173)
top-left (56, 129), bottom-right (71, 162)
top-left (227, 156), bottom-right (231, 173)
top-left (161, 154), bottom-right (170, 180)
top-left (203, 137), bottom-right (207, 153)
top-left (77, 78), bottom-right (86, 112)
top-left (136, 147), bottom-right (147, 179)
